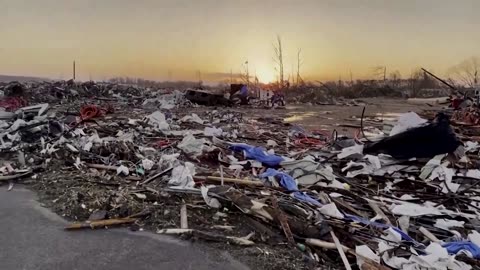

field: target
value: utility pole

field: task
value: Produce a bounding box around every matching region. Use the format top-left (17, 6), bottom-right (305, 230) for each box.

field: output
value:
top-left (230, 68), bottom-right (233, 84)
top-left (73, 60), bottom-right (76, 80)
top-left (245, 60), bottom-right (249, 87)
top-left (383, 66), bottom-right (387, 82)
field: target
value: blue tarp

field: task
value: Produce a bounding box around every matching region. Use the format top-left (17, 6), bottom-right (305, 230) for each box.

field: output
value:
top-left (443, 241), bottom-right (480, 259)
top-left (230, 143), bottom-right (284, 167)
top-left (344, 214), bottom-right (419, 245)
top-left (260, 168), bottom-right (321, 206)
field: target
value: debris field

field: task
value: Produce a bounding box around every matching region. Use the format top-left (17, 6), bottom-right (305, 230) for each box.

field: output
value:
top-left (1, 80), bottom-right (480, 270)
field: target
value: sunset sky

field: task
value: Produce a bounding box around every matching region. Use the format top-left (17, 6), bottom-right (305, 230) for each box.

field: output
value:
top-left (1, 0), bottom-right (479, 83)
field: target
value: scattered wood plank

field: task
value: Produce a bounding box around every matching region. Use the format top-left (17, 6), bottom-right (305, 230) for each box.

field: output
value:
top-left (65, 217), bottom-right (137, 230)
top-left (271, 195), bottom-right (295, 245)
top-left (367, 200), bottom-right (392, 225)
top-left (419, 226), bottom-right (440, 243)
top-left (331, 231), bottom-right (353, 270)
top-left (194, 176), bottom-right (264, 187)
top-left (140, 167), bottom-right (173, 185)
top-left (0, 169), bottom-right (33, 181)
top-left (157, 228), bottom-right (254, 246)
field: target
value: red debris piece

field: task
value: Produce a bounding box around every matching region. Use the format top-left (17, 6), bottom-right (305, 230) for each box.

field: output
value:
top-left (0, 97), bottom-right (27, 111)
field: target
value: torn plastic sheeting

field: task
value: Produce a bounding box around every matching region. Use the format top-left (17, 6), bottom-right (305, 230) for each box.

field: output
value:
top-left (177, 134), bottom-right (211, 157)
top-left (466, 169), bottom-right (480, 179)
top-left (201, 185), bottom-right (221, 208)
top-left (434, 219), bottom-right (465, 231)
top-left (203, 126), bottom-right (223, 137)
top-left (442, 242), bottom-right (480, 259)
top-left (168, 162), bottom-right (196, 188)
top-left (295, 170), bottom-right (334, 186)
top-left (365, 155), bottom-right (381, 169)
top-left (419, 155), bottom-right (457, 193)
top-left (355, 245), bottom-right (380, 269)
top-left (281, 159), bottom-right (337, 185)
top-left (116, 131), bottom-right (134, 142)
top-left (414, 242), bottom-right (468, 270)
top-left (141, 159), bottom-right (155, 171)
top-left (442, 171), bottom-right (458, 193)
top-left (469, 231), bottom-right (480, 247)
top-left (180, 113), bottom-right (204, 124)
top-left (428, 165), bottom-right (458, 193)
top-left (373, 165), bottom-right (410, 176)
top-left (260, 168), bottom-right (321, 206)
top-left (342, 161), bottom-right (375, 177)
top-left (389, 112), bottom-right (427, 136)
top-left (419, 154), bottom-right (446, 180)
top-left (230, 143), bottom-right (284, 167)
top-left (116, 165), bottom-right (129, 176)
top-left (398, 216), bottom-right (410, 233)
top-left (319, 203), bottom-right (344, 219)
top-left (266, 140), bottom-right (278, 147)
top-left (344, 214), bottom-right (418, 244)
top-left (146, 111), bottom-right (170, 130)
top-left (83, 141), bottom-right (93, 152)
top-left (465, 141), bottom-right (479, 153)
top-left (390, 203), bottom-right (442, 217)
top-left (337, 144), bottom-right (364, 159)
top-left (158, 99), bottom-right (175, 110)
top-left (381, 242), bottom-right (471, 270)
top-left (281, 159), bottom-right (322, 172)
top-left (342, 154), bottom-right (389, 177)
top-left (159, 153), bottom-right (180, 169)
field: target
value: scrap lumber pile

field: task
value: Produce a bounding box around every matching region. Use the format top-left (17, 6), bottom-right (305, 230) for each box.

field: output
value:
top-left (1, 80), bottom-right (480, 269)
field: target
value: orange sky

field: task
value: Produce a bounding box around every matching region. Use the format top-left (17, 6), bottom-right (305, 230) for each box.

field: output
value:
top-left (1, 0), bottom-right (479, 83)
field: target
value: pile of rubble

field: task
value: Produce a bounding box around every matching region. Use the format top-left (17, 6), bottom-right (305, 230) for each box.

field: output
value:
top-left (1, 80), bottom-right (480, 270)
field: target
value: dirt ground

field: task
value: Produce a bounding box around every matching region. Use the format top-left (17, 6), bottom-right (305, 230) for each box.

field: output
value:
top-left (191, 97), bottom-right (441, 134)
top-left (281, 98), bottom-right (440, 130)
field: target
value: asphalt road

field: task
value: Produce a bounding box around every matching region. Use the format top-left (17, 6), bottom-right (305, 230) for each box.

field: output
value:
top-left (0, 186), bottom-right (249, 270)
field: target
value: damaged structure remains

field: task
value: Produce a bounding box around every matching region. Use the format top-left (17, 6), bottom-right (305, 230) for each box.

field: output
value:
top-left (1, 79), bottom-right (480, 270)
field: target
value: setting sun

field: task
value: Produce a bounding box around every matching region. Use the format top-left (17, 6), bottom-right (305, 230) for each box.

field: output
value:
top-left (255, 67), bottom-right (276, 83)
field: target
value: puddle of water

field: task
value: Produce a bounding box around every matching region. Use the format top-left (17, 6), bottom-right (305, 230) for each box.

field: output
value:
top-left (284, 112), bottom-right (315, 122)
top-left (375, 112), bottom-right (402, 121)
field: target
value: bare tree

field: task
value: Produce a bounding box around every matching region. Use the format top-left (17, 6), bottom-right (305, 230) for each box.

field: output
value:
top-left (409, 68), bottom-right (423, 97)
top-left (273, 35), bottom-right (284, 88)
top-left (296, 48), bottom-right (304, 86)
top-left (371, 66), bottom-right (387, 81)
top-left (408, 68), bottom-right (441, 97)
top-left (448, 57), bottom-right (479, 87)
top-left (389, 70), bottom-right (401, 87)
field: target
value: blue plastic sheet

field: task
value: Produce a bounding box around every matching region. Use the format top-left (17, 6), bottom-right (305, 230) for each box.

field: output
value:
top-left (230, 143), bottom-right (284, 167)
top-left (240, 85), bottom-right (248, 96)
top-left (443, 241), bottom-right (480, 258)
top-left (260, 168), bottom-right (321, 206)
top-left (344, 214), bottom-right (419, 245)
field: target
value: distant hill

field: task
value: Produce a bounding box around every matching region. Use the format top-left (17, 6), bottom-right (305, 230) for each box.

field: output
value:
top-left (0, 74), bottom-right (50, 83)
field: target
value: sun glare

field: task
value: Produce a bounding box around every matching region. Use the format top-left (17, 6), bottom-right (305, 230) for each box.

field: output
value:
top-left (255, 68), bottom-right (276, 83)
